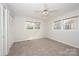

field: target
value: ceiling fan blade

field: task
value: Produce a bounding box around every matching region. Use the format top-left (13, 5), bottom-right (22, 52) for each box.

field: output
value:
top-left (43, 3), bottom-right (48, 9)
top-left (48, 9), bottom-right (58, 12)
top-left (35, 10), bottom-right (41, 12)
top-left (35, 11), bottom-right (43, 14)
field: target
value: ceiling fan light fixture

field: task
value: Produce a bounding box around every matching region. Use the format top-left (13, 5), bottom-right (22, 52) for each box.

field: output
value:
top-left (42, 10), bottom-right (48, 15)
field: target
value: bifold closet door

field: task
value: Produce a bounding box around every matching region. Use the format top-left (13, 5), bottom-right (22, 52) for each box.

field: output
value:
top-left (0, 4), bottom-right (3, 56)
top-left (3, 6), bottom-right (9, 56)
top-left (0, 4), bottom-right (8, 56)
top-left (3, 7), bottom-right (8, 56)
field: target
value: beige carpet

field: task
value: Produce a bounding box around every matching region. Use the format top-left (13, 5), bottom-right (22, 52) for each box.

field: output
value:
top-left (8, 38), bottom-right (79, 56)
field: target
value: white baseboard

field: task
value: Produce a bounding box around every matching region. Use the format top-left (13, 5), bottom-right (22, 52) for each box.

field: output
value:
top-left (48, 37), bottom-right (79, 49)
top-left (6, 41), bottom-right (14, 56)
top-left (14, 37), bottom-right (45, 43)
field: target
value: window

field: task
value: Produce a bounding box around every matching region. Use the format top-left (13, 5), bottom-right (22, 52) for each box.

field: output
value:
top-left (54, 22), bottom-right (61, 30)
top-left (24, 21), bottom-right (40, 30)
top-left (26, 22), bottom-right (34, 29)
top-left (53, 16), bottom-right (78, 30)
top-left (34, 22), bottom-right (40, 29)
top-left (63, 18), bottom-right (77, 30)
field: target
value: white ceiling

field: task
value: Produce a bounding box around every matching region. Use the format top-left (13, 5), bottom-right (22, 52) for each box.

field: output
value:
top-left (6, 3), bottom-right (79, 19)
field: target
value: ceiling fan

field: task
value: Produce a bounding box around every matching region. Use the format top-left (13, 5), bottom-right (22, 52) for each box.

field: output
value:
top-left (35, 4), bottom-right (58, 16)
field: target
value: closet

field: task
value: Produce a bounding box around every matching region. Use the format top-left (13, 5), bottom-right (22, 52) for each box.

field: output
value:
top-left (0, 4), bottom-right (14, 56)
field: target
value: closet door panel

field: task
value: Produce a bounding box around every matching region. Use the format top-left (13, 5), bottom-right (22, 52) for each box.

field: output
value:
top-left (0, 4), bottom-right (3, 56)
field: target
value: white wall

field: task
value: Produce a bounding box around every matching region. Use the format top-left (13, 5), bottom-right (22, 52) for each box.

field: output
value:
top-left (7, 14), bottom-right (15, 54)
top-left (14, 16), bottom-right (46, 42)
top-left (47, 10), bottom-right (79, 48)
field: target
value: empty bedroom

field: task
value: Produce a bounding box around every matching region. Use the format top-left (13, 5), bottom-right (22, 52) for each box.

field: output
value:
top-left (0, 3), bottom-right (79, 56)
